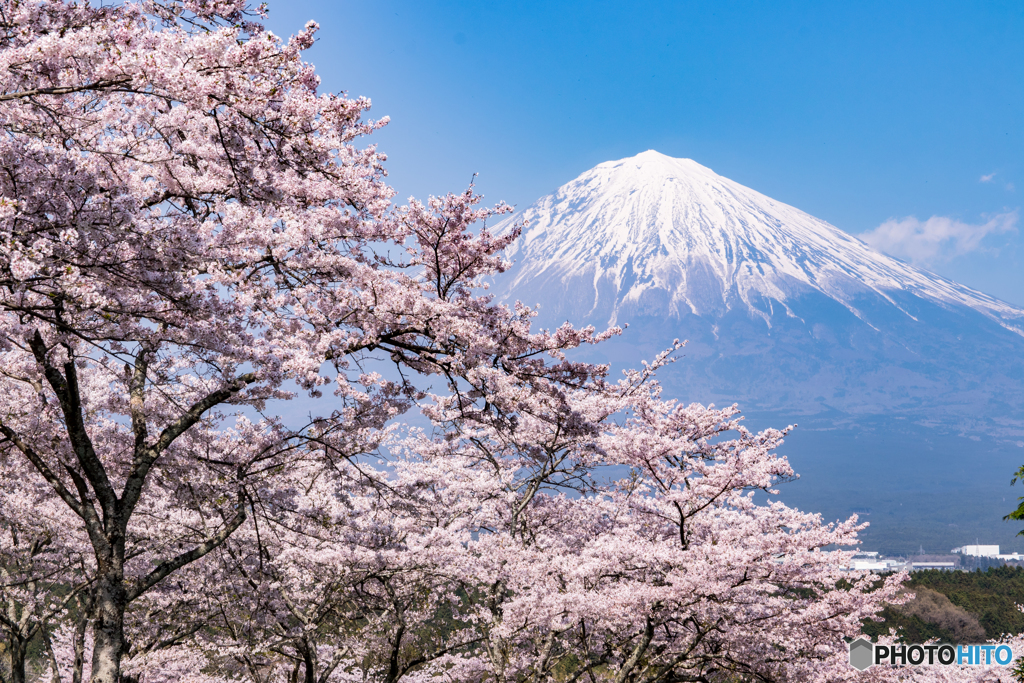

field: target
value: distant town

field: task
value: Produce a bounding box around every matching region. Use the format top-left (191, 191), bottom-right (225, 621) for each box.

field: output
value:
top-left (849, 545), bottom-right (1024, 573)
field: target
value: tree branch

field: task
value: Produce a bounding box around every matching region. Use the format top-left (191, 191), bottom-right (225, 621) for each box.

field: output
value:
top-left (121, 372), bottom-right (256, 517)
top-left (28, 330), bottom-right (119, 526)
top-left (614, 617), bottom-right (656, 683)
top-left (0, 77), bottom-right (132, 102)
top-left (126, 490), bottom-right (247, 602)
top-left (128, 346), bottom-right (151, 456)
top-left (0, 421), bottom-right (86, 519)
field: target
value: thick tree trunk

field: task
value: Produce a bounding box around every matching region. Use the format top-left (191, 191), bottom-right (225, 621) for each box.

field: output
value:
top-left (72, 597), bottom-right (90, 683)
top-left (301, 642), bottom-right (316, 683)
top-left (89, 569), bottom-right (126, 683)
top-left (7, 635), bottom-right (27, 683)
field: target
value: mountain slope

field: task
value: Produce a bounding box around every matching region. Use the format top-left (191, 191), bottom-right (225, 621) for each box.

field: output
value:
top-left (492, 151), bottom-right (1024, 424)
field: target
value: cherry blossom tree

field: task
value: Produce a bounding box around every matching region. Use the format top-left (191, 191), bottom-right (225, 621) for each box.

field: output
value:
top-left (166, 355), bottom-right (914, 683)
top-left (0, 1), bottom-right (611, 681)
top-left (393, 377), bottom-right (908, 683)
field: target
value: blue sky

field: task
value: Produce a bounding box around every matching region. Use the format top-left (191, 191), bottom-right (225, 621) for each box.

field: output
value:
top-left (265, 1), bottom-right (1024, 305)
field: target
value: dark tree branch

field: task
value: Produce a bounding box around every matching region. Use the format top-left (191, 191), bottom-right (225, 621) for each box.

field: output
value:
top-left (0, 77), bottom-right (132, 102)
top-left (127, 489), bottom-right (247, 602)
top-left (28, 330), bottom-right (119, 526)
top-left (0, 421), bottom-right (86, 519)
top-left (121, 372), bottom-right (256, 517)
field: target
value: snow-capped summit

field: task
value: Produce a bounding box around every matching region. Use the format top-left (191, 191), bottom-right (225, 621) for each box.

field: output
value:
top-left (492, 152), bottom-right (1024, 422)
top-left (496, 151), bottom-right (1023, 332)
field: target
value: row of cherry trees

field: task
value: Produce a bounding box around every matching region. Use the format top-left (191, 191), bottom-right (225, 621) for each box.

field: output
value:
top-left (0, 0), bottom-right (1008, 681)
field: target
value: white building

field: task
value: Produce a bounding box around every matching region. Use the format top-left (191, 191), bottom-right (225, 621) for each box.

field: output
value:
top-left (851, 561), bottom-right (889, 571)
top-left (951, 545), bottom-right (1000, 557)
top-left (848, 558), bottom-right (906, 573)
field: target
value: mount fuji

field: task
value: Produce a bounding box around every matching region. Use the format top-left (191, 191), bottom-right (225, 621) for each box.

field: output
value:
top-left (491, 151), bottom-right (1024, 553)
top-left (493, 151), bottom-right (1024, 425)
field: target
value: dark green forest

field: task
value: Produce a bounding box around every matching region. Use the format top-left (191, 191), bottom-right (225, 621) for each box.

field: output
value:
top-left (863, 566), bottom-right (1024, 644)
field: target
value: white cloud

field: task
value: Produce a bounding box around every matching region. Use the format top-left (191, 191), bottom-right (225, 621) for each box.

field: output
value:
top-left (858, 211), bottom-right (1018, 265)
top-left (980, 172), bottom-right (997, 183)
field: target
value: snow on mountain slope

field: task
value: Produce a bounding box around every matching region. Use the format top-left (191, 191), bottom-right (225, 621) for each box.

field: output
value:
top-left (491, 151), bottom-right (1024, 425)
top-left (494, 151), bottom-right (1024, 333)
